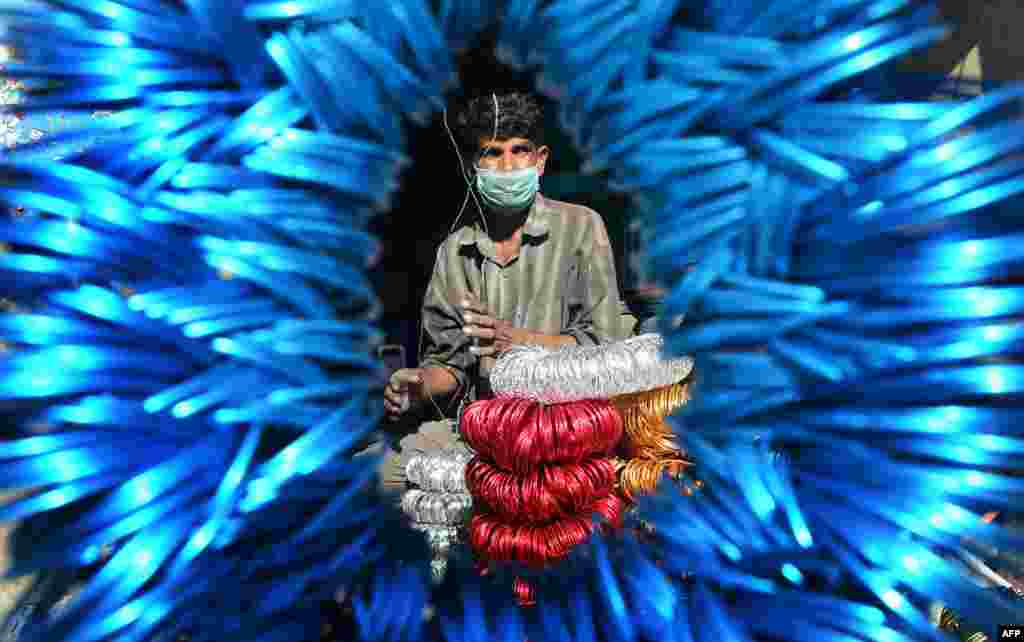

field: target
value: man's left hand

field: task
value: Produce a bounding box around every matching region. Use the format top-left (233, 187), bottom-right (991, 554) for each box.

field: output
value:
top-left (460, 299), bottom-right (529, 357)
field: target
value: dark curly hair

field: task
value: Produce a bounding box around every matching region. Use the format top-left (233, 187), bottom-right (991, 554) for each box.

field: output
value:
top-left (454, 91), bottom-right (545, 153)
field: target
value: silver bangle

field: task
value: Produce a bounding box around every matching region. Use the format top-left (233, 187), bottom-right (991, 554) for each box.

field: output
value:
top-left (490, 333), bottom-right (693, 403)
top-left (401, 489), bottom-right (473, 525)
top-left (405, 448), bottom-right (472, 493)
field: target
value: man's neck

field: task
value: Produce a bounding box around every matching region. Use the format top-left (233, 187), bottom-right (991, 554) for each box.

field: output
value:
top-left (482, 205), bottom-right (530, 242)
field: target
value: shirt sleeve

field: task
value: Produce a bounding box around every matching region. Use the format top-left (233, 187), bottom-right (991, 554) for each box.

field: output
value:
top-left (564, 212), bottom-right (635, 346)
top-left (419, 244), bottom-right (472, 394)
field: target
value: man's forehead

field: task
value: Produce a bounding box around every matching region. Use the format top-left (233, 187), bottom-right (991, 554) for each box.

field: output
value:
top-left (477, 136), bottom-right (535, 149)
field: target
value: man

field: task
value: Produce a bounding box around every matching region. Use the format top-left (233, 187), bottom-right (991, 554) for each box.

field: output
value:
top-left (377, 91), bottom-right (636, 487)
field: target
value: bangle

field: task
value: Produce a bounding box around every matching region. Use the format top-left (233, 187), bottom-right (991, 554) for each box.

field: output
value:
top-left (490, 333), bottom-right (693, 403)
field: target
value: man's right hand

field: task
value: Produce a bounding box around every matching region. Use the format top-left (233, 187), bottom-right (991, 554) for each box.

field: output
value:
top-left (384, 368), bottom-right (425, 421)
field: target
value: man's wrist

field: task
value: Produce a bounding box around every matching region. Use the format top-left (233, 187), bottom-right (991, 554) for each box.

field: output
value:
top-left (520, 330), bottom-right (577, 349)
top-left (419, 365), bottom-right (462, 402)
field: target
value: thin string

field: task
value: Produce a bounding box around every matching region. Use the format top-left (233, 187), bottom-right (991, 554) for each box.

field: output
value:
top-left (477, 92), bottom-right (500, 311)
top-left (410, 98), bottom-right (499, 421)
top-left (491, 92), bottom-right (500, 144)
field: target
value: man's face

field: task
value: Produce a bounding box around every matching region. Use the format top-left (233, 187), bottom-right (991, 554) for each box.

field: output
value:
top-left (475, 136), bottom-right (549, 174)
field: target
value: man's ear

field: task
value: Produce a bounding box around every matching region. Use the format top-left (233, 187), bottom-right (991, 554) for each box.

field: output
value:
top-left (536, 145), bottom-right (550, 176)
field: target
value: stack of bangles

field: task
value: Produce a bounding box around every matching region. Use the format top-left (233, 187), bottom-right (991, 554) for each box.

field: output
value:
top-left (403, 446), bottom-right (474, 581)
top-left (612, 380), bottom-right (700, 500)
top-left (470, 334), bottom-right (697, 604)
top-left (461, 397), bottom-right (626, 606)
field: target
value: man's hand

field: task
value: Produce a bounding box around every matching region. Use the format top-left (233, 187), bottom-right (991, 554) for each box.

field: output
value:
top-left (383, 368), bottom-right (425, 421)
top-left (460, 298), bottom-right (528, 358)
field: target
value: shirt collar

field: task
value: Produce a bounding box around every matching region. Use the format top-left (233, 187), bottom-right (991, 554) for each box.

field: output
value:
top-left (456, 193), bottom-right (552, 247)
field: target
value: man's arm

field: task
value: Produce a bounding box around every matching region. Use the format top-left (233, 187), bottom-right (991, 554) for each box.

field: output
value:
top-left (384, 364), bottom-right (463, 422)
top-left (460, 298), bottom-right (577, 358)
top-left (419, 364), bottom-right (461, 402)
top-left (563, 212), bottom-right (635, 345)
top-left (418, 244), bottom-right (474, 408)
top-left (520, 331), bottom-right (578, 349)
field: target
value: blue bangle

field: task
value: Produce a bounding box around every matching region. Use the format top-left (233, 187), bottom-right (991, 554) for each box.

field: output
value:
top-left (3, 2), bottom-right (1024, 642)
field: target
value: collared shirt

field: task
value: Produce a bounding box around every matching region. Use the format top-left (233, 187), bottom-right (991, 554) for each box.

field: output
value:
top-left (420, 194), bottom-right (636, 410)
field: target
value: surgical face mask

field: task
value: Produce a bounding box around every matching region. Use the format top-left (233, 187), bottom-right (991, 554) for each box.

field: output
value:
top-left (474, 164), bottom-right (540, 213)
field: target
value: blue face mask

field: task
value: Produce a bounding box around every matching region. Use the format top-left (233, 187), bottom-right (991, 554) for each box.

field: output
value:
top-left (474, 165), bottom-right (540, 213)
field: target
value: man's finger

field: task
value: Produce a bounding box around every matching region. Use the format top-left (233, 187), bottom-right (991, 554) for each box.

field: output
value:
top-left (466, 326), bottom-right (496, 340)
top-left (385, 394), bottom-right (411, 414)
top-left (463, 312), bottom-right (496, 328)
top-left (469, 345), bottom-right (496, 356)
top-left (391, 369), bottom-right (422, 386)
top-left (463, 325), bottom-right (493, 340)
top-left (460, 299), bottom-right (488, 316)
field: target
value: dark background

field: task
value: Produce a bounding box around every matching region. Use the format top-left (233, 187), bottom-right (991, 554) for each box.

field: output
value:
top-left (367, 29), bottom-right (639, 365)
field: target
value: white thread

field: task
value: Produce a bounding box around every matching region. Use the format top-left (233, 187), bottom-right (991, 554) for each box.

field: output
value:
top-left (491, 92), bottom-right (499, 144)
top-left (410, 103), bottom-right (496, 419)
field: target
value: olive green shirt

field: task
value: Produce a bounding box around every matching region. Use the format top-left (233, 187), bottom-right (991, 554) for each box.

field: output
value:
top-left (420, 194), bottom-right (636, 407)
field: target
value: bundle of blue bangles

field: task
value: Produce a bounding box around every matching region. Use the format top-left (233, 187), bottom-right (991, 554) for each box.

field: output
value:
top-left (0, 1), bottom-right (1022, 641)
